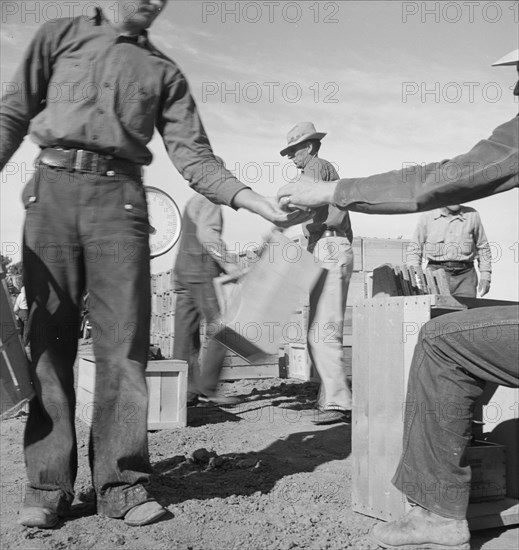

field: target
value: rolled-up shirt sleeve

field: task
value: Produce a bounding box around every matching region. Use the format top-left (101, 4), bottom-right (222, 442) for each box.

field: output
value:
top-left (332, 117), bottom-right (519, 214)
top-left (0, 23), bottom-right (54, 170)
top-left (473, 211), bottom-right (492, 280)
top-left (157, 72), bottom-right (249, 208)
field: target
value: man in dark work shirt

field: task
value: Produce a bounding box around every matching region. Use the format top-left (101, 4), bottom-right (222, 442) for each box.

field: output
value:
top-left (0, 0), bottom-right (301, 529)
top-left (280, 122), bottom-right (354, 425)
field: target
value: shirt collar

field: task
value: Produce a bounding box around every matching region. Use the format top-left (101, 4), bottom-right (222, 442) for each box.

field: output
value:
top-left (90, 6), bottom-right (150, 47)
top-left (436, 207), bottom-right (466, 220)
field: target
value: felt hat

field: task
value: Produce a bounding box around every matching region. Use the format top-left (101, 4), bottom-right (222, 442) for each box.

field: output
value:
top-left (280, 122), bottom-right (327, 156)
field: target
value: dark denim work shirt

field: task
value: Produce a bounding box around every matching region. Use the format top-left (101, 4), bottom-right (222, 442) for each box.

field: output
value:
top-left (333, 117), bottom-right (518, 213)
top-left (302, 156), bottom-right (353, 250)
top-left (0, 11), bottom-right (248, 207)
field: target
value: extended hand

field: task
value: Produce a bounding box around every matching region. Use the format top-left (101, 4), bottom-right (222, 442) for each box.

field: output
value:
top-left (259, 196), bottom-right (314, 228)
top-left (277, 174), bottom-right (338, 209)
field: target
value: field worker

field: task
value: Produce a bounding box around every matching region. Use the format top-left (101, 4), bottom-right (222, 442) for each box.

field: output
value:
top-left (277, 48), bottom-right (518, 550)
top-left (0, 0), bottom-right (302, 529)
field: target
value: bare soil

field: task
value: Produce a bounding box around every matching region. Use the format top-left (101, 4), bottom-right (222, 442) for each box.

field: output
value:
top-left (1, 344), bottom-right (517, 550)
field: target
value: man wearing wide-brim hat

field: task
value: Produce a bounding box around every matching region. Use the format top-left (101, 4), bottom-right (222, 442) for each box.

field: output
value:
top-left (277, 49), bottom-right (519, 550)
top-left (280, 122), bottom-right (353, 425)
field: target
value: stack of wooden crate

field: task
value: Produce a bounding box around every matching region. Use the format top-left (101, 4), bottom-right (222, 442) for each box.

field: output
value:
top-left (150, 252), bottom-right (281, 380)
top-left (283, 236), bottom-right (411, 381)
top-left (150, 269), bottom-right (176, 359)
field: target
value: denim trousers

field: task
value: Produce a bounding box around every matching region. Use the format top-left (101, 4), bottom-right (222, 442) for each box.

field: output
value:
top-left (308, 237), bottom-right (354, 411)
top-left (172, 280), bottom-right (227, 397)
top-left (22, 165), bottom-right (153, 517)
top-left (392, 305), bottom-right (519, 518)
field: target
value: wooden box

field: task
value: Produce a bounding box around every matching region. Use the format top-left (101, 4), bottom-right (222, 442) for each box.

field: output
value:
top-left (467, 441), bottom-right (506, 503)
top-left (76, 356), bottom-right (187, 430)
top-left (285, 343), bottom-right (313, 381)
top-left (1, 269), bottom-right (34, 419)
top-left (352, 295), bottom-right (519, 530)
top-left (361, 237), bottom-right (410, 272)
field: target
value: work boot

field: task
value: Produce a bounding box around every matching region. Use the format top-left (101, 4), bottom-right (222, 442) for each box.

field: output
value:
top-left (18, 506), bottom-right (60, 528)
top-left (370, 505), bottom-right (470, 549)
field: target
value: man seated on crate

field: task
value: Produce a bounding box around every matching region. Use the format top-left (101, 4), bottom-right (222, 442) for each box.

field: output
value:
top-left (406, 204), bottom-right (492, 298)
top-left (277, 49), bottom-right (519, 550)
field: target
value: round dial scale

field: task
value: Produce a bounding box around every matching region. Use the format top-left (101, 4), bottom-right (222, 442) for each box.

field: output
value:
top-left (145, 186), bottom-right (182, 258)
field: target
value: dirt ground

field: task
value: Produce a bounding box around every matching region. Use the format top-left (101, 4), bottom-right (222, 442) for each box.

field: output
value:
top-left (1, 345), bottom-right (518, 550)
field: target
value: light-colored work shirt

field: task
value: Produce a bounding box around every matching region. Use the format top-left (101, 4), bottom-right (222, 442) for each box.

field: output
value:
top-left (406, 207), bottom-right (492, 280)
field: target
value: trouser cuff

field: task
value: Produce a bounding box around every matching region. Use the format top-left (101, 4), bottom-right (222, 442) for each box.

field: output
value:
top-left (24, 485), bottom-right (73, 515)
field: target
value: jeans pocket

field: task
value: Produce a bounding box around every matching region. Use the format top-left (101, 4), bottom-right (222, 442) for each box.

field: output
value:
top-left (21, 165), bottom-right (42, 209)
top-left (123, 178), bottom-right (150, 224)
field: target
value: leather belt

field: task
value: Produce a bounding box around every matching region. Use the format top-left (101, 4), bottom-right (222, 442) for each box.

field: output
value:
top-left (428, 260), bottom-right (473, 269)
top-left (322, 229), bottom-right (348, 238)
top-left (37, 147), bottom-right (142, 178)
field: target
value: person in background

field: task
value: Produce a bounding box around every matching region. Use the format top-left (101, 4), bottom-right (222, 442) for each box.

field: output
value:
top-left (407, 204), bottom-right (492, 297)
top-left (173, 172), bottom-right (242, 408)
top-left (280, 122), bottom-right (354, 425)
top-left (0, 0), bottom-right (299, 529)
top-left (277, 48), bottom-right (518, 550)
top-left (13, 285), bottom-right (28, 345)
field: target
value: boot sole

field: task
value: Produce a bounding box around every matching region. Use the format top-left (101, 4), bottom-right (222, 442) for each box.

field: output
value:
top-left (370, 532), bottom-right (470, 550)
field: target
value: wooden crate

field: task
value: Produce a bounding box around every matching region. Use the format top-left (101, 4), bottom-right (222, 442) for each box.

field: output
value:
top-left (467, 441), bottom-right (506, 503)
top-left (76, 356), bottom-right (187, 430)
top-left (362, 237), bottom-right (410, 272)
top-left (352, 295), bottom-right (519, 530)
top-left (0, 269), bottom-right (34, 418)
top-left (285, 343), bottom-right (313, 381)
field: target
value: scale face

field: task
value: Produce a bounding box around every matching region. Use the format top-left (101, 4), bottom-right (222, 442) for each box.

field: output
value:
top-left (145, 186), bottom-right (182, 258)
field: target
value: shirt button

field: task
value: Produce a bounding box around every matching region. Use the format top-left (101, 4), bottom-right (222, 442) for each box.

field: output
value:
top-left (104, 82), bottom-right (111, 88)
top-left (98, 108), bottom-right (104, 114)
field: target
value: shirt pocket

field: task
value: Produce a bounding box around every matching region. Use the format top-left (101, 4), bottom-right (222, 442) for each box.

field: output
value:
top-left (49, 58), bottom-right (93, 103)
top-left (115, 71), bottom-right (160, 139)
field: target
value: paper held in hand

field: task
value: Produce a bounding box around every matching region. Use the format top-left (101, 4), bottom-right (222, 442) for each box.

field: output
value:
top-left (213, 230), bottom-right (324, 362)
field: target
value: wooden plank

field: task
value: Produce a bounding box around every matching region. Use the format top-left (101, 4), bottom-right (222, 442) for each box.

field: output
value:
top-left (352, 301), bottom-right (371, 517)
top-left (160, 372), bottom-right (180, 423)
top-left (362, 238), bottom-right (410, 272)
top-left (146, 373), bottom-right (162, 425)
top-left (219, 364), bottom-right (280, 380)
top-left (77, 358), bottom-right (187, 429)
top-left (368, 298), bottom-right (406, 520)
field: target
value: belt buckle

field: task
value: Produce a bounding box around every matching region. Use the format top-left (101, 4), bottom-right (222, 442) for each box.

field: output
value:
top-left (75, 150), bottom-right (98, 172)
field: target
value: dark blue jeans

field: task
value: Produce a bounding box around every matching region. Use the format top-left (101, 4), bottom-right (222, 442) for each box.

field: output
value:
top-left (173, 280), bottom-right (227, 397)
top-left (392, 305), bottom-right (519, 518)
top-left (22, 165), bottom-right (153, 517)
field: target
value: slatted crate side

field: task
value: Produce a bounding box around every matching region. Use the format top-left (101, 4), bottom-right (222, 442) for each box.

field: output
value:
top-left (77, 357), bottom-right (187, 429)
top-left (352, 236), bottom-right (363, 272)
top-left (285, 343), bottom-right (312, 381)
top-left (362, 238), bottom-right (410, 272)
top-left (164, 269), bottom-right (174, 292)
top-left (146, 360), bottom-right (187, 429)
top-left (352, 301), bottom-right (372, 514)
top-left (368, 299), bottom-right (408, 520)
top-left (347, 272), bottom-right (367, 306)
top-left (151, 274), bottom-right (158, 294)
top-left (475, 384), bottom-right (519, 498)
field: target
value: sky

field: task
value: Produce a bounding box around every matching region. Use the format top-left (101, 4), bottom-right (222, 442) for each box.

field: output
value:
top-left (1, 0), bottom-right (518, 299)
